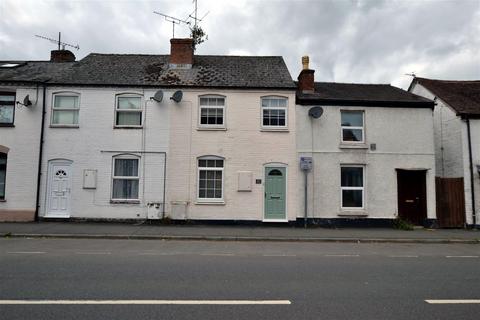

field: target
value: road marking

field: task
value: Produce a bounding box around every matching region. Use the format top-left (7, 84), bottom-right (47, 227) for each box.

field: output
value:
top-left (0, 300), bottom-right (291, 305)
top-left (324, 254), bottom-right (359, 257)
top-left (262, 254), bottom-right (297, 257)
top-left (388, 255), bottom-right (419, 258)
top-left (425, 299), bottom-right (480, 304)
top-left (75, 252), bottom-right (111, 255)
top-left (200, 253), bottom-right (235, 256)
top-left (7, 251), bottom-right (46, 254)
top-left (445, 256), bottom-right (479, 258)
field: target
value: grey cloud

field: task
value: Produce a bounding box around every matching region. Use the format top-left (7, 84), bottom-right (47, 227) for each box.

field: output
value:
top-left (0, 0), bottom-right (478, 89)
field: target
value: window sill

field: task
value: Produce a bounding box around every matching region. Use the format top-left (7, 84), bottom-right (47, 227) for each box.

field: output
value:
top-left (110, 200), bottom-right (141, 204)
top-left (338, 210), bottom-right (367, 217)
top-left (260, 128), bottom-right (289, 132)
top-left (339, 143), bottom-right (368, 149)
top-left (0, 199), bottom-right (6, 202)
top-left (0, 123), bottom-right (15, 127)
top-left (197, 127), bottom-right (227, 131)
top-left (50, 125), bottom-right (79, 128)
top-left (114, 126), bottom-right (143, 129)
top-left (195, 200), bottom-right (226, 205)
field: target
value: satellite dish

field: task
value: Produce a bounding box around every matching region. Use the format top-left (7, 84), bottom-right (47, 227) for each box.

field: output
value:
top-left (308, 106), bottom-right (323, 119)
top-left (170, 90), bottom-right (183, 103)
top-left (23, 95), bottom-right (32, 107)
top-left (152, 90), bottom-right (163, 103)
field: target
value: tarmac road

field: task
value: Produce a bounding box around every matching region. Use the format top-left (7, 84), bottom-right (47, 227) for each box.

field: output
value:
top-left (0, 238), bottom-right (479, 319)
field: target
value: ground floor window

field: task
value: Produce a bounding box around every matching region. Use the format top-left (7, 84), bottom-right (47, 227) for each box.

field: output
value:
top-left (341, 166), bottom-right (364, 209)
top-left (112, 157), bottom-right (139, 200)
top-left (198, 157), bottom-right (224, 201)
top-left (0, 153), bottom-right (6, 199)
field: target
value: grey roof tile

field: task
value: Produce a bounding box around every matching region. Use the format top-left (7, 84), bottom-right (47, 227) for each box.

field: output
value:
top-left (0, 54), bottom-right (296, 89)
top-left (297, 81), bottom-right (433, 108)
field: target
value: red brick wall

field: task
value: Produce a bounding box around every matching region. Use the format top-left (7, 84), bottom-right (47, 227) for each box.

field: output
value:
top-left (169, 39), bottom-right (194, 65)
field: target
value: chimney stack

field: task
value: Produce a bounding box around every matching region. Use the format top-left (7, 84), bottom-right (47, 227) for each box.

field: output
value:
top-left (169, 38), bottom-right (194, 69)
top-left (50, 50), bottom-right (76, 62)
top-left (297, 55), bottom-right (314, 93)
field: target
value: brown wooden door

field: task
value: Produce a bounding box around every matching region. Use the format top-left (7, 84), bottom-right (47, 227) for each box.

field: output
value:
top-left (435, 177), bottom-right (465, 228)
top-left (397, 170), bottom-right (427, 225)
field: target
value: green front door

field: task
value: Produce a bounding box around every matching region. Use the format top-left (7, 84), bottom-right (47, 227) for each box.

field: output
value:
top-left (264, 167), bottom-right (286, 220)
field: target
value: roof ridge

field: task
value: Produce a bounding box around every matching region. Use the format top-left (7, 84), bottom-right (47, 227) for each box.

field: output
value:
top-left (416, 77), bottom-right (480, 83)
top-left (86, 53), bottom-right (283, 58)
top-left (314, 81), bottom-right (391, 86)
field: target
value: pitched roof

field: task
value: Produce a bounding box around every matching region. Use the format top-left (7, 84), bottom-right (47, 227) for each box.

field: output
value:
top-left (0, 61), bottom-right (74, 83)
top-left (413, 77), bottom-right (480, 116)
top-left (0, 54), bottom-right (295, 90)
top-left (296, 82), bottom-right (433, 108)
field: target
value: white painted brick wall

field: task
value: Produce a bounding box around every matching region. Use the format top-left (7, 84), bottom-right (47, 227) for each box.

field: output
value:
top-left (296, 104), bottom-right (436, 219)
top-left (167, 89), bottom-right (298, 221)
top-left (0, 86), bottom-right (43, 214)
top-left (38, 87), bottom-right (169, 219)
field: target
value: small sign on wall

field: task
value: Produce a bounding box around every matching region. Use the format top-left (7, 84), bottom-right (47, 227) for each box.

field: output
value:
top-left (83, 169), bottom-right (97, 189)
top-left (300, 156), bottom-right (313, 171)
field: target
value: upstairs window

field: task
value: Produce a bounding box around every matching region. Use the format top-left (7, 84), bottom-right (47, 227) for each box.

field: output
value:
top-left (198, 157), bottom-right (224, 201)
top-left (116, 95), bottom-right (142, 127)
top-left (52, 94), bottom-right (80, 126)
top-left (341, 166), bottom-right (364, 209)
top-left (261, 97), bottom-right (287, 128)
top-left (341, 110), bottom-right (364, 143)
top-left (0, 93), bottom-right (15, 125)
top-left (112, 156), bottom-right (140, 201)
top-left (199, 96), bottom-right (225, 128)
top-left (0, 153), bottom-right (6, 200)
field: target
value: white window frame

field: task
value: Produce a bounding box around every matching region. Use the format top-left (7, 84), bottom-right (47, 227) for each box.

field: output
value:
top-left (51, 92), bottom-right (80, 127)
top-left (340, 165), bottom-right (365, 210)
top-left (197, 156), bottom-right (225, 203)
top-left (341, 110), bottom-right (365, 143)
top-left (198, 95), bottom-right (226, 129)
top-left (0, 92), bottom-right (15, 126)
top-left (115, 94), bottom-right (143, 128)
top-left (111, 155), bottom-right (140, 201)
top-left (261, 96), bottom-right (288, 130)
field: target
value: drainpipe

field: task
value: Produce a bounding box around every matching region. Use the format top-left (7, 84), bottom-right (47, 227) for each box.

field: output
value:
top-left (34, 83), bottom-right (48, 222)
top-left (466, 117), bottom-right (476, 228)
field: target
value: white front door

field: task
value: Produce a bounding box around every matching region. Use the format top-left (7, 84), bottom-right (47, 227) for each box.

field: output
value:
top-left (46, 160), bottom-right (72, 218)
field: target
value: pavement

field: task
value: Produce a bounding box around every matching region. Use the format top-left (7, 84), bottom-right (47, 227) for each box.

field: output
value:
top-left (0, 221), bottom-right (479, 243)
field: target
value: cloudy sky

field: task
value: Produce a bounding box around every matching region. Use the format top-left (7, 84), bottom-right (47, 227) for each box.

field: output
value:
top-left (0, 0), bottom-right (478, 88)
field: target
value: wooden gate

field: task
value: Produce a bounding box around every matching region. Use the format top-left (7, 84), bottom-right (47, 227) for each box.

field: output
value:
top-left (435, 177), bottom-right (465, 228)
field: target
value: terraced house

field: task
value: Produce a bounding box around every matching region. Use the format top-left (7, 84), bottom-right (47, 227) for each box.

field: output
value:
top-left (0, 38), bottom-right (298, 222)
top-left (295, 57), bottom-right (436, 227)
top-left (1, 38), bottom-right (438, 226)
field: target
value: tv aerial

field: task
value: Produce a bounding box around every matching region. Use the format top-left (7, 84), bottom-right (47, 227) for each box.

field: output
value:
top-left (153, 11), bottom-right (191, 38)
top-left (188, 0), bottom-right (210, 29)
top-left (35, 32), bottom-right (80, 51)
top-left (153, 0), bottom-right (209, 37)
